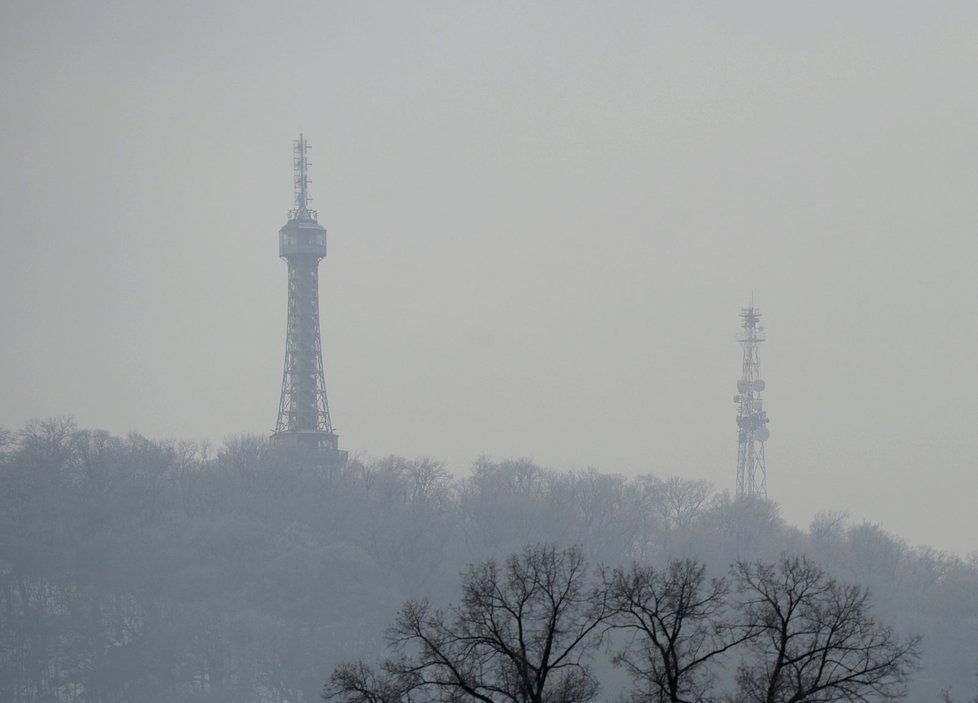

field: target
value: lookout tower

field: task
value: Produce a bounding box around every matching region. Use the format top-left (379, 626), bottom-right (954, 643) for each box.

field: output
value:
top-left (272, 135), bottom-right (342, 455)
top-left (734, 304), bottom-right (769, 497)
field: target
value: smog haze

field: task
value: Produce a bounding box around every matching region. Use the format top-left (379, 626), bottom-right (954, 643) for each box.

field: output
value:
top-left (1, 1), bottom-right (977, 555)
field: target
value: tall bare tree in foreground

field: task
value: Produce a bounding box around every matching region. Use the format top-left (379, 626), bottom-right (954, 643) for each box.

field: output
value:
top-left (327, 545), bottom-right (609, 703)
top-left (605, 559), bottom-right (754, 703)
top-left (733, 557), bottom-right (920, 703)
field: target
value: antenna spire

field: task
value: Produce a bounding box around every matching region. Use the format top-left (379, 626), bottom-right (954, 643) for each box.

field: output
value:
top-left (290, 133), bottom-right (318, 222)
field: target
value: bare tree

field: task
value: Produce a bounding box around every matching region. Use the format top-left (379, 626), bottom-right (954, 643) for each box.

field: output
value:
top-left (330, 662), bottom-right (415, 703)
top-left (327, 545), bottom-right (608, 703)
top-left (733, 557), bottom-right (920, 703)
top-left (605, 559), bottom-right (753, 703)
top-left (658, 478), bottom-right (712, 533)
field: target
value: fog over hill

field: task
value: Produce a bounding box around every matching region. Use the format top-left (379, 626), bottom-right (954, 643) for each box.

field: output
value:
top-left (2, 2), bottom-right (977, 556)
top-left (2, 2), bottom-right (977, 699)
top-left (1, 420), bottom-right (976, 701)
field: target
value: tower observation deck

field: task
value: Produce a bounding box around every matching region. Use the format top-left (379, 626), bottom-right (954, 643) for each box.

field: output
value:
top-left (272, 134), bottom-right (342, 455)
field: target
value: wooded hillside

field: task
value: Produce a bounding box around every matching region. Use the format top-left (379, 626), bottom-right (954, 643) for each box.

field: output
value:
top-left (1, 418), bottom-right (975, 702)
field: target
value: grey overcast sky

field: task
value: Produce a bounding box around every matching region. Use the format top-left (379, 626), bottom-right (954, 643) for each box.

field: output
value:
top-left (1, 1), bottom-right (976, 554)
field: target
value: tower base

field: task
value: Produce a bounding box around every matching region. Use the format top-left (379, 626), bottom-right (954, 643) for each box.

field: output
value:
top-left (270, 430), bottom-right (348, 463)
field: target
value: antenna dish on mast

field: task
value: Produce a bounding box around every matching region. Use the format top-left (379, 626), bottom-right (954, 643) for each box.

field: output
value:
top-left (735, 303), bottom-right (769, 499)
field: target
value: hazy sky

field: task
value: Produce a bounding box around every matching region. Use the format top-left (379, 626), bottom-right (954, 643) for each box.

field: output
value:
top-left (2, 1), bottom-right (976, 555)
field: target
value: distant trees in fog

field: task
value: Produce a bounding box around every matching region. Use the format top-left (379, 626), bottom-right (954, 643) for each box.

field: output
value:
top-left (0, 419), bottom-right (974, 702)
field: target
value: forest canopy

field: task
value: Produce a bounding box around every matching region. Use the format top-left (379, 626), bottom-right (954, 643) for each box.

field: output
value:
top-left (1, 418), bottom-right (976, 702)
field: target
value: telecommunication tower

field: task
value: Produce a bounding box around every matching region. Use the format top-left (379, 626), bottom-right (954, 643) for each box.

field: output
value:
top-left (272, 134), bottom-right (342, 454)
top-left (734, 304), bottom-right (769, 497)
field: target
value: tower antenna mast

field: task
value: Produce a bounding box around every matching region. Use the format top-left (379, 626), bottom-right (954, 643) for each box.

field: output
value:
top-left (734, 303), bottom-right (769, 497)
top-left (291, 133), bottom-right (317, 222)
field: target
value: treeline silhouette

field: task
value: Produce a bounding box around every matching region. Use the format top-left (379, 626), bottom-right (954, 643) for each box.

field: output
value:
top-left (0, 418), bottom-right (975, 702)
top-left (328, 545), bottom-right (920, 703)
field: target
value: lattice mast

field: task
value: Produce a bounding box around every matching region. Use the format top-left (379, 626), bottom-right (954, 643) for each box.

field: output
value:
top-left (734, 305), bottom-right (769, 497)
top-left (273, 134), bottom-right (339, 450)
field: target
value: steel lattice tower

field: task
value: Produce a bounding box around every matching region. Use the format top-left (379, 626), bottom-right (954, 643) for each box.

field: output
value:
top-left (734, 304), bottom-right (769, 497)
top-left (272, 135), bottom-right (340, 452)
